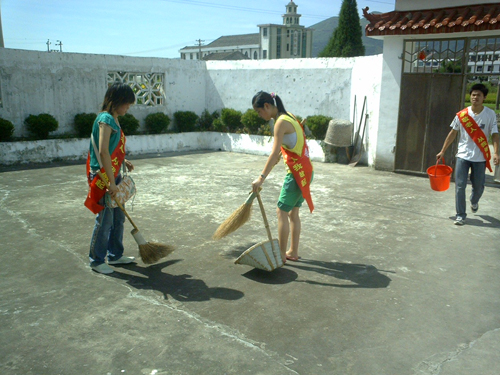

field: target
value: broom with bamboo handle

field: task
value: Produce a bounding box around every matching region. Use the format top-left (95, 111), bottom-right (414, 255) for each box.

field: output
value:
top-left (212, 188), bottom-right (261, 240)
top-left (113, 199), bottom-right (175, 264)
top-left (97, 171), bottom-right (175, 264)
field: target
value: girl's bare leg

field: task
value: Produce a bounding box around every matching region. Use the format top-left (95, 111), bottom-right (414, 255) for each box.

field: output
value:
top-left (286, 207), bottom-right (301, 259)
top-left (277, 207), bottom-right (290, 263)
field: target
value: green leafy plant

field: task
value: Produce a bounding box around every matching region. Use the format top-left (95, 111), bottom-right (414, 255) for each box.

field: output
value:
top-left (74, 113), bottom-right (97, 138)
top-left (24, 113), bottom-right (59, 140)
top-left (118, 113), bottom-right (140, 135)
top-left (305, 115), bottom-right (332, 140)
top-left (257, 123), bottom-right (272, 136)
top-left (212, 118), bottom-right (227, 132)
top-left (0, 117), bottom-right (15, 142)
top-left (145, 112), bottom-right (171, 134)
top-left (241, 109), bottom-right (267, 134)
top-left (197, 109), bottom-right (219, 131)
top-left (220, 108), bottom-right (243, 132)
top-left (174, 111), bottom-right (199, 132)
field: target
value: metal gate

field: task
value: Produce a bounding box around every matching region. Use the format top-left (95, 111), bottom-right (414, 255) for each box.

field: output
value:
top-left (395, 37), bottom-right (500, 174)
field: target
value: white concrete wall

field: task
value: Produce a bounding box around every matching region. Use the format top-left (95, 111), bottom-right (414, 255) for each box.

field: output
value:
top-left (0, 49), bottom-right (206, 137)
top-left (0, 48), bottom-right (383, 168)
top-left (374, 38), bottom-right (403, 171)
top-left (0, 132), bottom-right (326, 165)
top-left (205, 58), bottom-right (356, 120)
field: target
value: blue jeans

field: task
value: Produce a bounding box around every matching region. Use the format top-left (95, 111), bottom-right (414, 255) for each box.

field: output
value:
top-left (88, 172), bottom-right (125, 265)
top-left (454, 157), bottom-right (486, 219)
top-left (89, 204), bottom-right (126, 266)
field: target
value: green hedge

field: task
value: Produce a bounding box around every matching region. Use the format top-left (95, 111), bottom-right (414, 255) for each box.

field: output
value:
top-left (174, 111), bottom-right (199, 132)
top-left (241, 109), bottom-right (267, 134)
top-left (25, 113), bottom-right (59, 139)
top-left (145, 112), bottom-right (170, 134)
top-left (118, 113), bottom-right (140, 135)
top-left (0, 117), bottom-right (14, 142)
top-left (305, 115), bottom-right (332, 140)
top-left (74, 113), bottom-right (97, 138)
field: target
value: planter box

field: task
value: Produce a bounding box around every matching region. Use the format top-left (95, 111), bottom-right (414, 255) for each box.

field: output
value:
top-left (0, 132), bottom-right (327, 165)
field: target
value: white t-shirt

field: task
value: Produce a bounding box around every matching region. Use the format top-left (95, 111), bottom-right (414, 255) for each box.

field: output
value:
top-left (451, 106), bottom-right (498, 162)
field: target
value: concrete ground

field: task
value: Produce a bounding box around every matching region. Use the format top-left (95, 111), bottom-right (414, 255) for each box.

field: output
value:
top-left (1, 151), bottom-right (499, 375)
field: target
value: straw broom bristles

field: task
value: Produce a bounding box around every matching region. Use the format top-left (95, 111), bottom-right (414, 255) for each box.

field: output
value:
top-left (212, 190), bottom-right (259, 240)
top-left (140, 242), bottom-right (175, 265)
top-left (114, 200), bottom-right (175, 265)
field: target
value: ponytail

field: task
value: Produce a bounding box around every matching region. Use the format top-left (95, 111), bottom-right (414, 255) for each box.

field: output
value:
top-left (252, 91), bottom-right (288, 116)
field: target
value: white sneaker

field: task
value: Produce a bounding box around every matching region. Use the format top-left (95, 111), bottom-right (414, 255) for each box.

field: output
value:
top-left (108, 256), bottom-right (136, 265)
top-left (91, 263), bottom-right (114, 274)
top-left (454, 217), bottom-right (465, 226)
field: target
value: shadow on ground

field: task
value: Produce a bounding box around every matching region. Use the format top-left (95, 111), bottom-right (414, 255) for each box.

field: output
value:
top-left (108, 259), bottom-right (245, 302)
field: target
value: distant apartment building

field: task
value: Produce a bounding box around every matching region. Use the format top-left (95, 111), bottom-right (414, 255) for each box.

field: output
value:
top-left (179, 1), bottom-right (313, 60)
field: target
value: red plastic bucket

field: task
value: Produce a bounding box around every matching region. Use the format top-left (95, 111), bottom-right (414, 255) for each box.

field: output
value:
top-left (427, 158), bottom-right (453, 192)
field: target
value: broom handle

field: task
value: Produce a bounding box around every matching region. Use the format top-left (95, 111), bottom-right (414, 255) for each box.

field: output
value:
top-left (114, 200), bottom-right (139, 231)
top-left (97, 170), bottom-right (139, 231)
top-left (256, 193), bottom-right (273, 243)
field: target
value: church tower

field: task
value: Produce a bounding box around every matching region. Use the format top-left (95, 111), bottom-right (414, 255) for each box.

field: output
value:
top-left (283, 1), bottom-right (301, 26)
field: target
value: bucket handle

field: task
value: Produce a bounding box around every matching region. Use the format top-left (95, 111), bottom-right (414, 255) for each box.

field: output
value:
top-left (434, 157), bottom-right (446, 177)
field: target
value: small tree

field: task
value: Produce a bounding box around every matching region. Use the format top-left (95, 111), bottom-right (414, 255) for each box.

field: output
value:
top-left (241, 109), bottom-right (267, 134)
top-left (174, 111), bottom-right (199, 132)
top-left (0, 117), bottom-right (15, 142)
top-left (306, 115), bottom-right (332, 140)
top-left (197, 109), bottom-right (219, 131)
top-left (220, 108), bottom-right (243, 133)
top-left (118, 113), bottom-right (140, 135)
top-left (145, 112), bottom-right (170, 134)
top-left (74, 113), bottom-right (97, 138)
top-left (319, 0), bottom-right (365, 58)
top-left (24, 114), bottom-right (59, 139)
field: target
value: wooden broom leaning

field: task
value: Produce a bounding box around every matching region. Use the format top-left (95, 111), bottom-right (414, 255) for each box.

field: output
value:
top-left (114, 200), bottom-right (175, 264)
top-left (212, 189), bottom-right (260, 240)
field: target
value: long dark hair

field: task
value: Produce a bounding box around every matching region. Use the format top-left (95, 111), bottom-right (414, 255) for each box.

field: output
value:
top-left (252, 91), bottom-right (289, 116)
top-left (101, 82), bottom-right (136, 115)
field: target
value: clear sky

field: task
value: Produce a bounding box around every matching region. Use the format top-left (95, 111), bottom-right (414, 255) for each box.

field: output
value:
top-left (2, 0), bottom-right (395, 59)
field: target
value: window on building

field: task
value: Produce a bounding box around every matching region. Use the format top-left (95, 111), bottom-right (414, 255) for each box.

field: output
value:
top-left (263, 50), bottom-right (267, 59)
top-left (287, 44), bottom-right (289, 51)
top-left (190, 53), bottom-right (193, 59)
top-left (287, 30), bottom-right (290, 38)
top-left (277, 29), bottom-right (281, 58)
top-left (254, 51), bottom-right (258, 59)
top-left (477, 66), bottom-right (483, 72)
top-left (263, 28), bottom-right (267, 37)
top-left (487, 65), bottom-right (493, 72)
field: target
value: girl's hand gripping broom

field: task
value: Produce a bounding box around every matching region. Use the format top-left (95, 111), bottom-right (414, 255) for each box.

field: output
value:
top-left (212, 189), bottom-right (261, 240)
top-left (113, 199), bottom-right (175, 264)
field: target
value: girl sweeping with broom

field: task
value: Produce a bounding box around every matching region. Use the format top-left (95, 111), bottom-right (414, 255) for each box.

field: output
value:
top-left (85, 82), bottom-right (137, 274)
top-left (251, 91), bottom-right (314, 264)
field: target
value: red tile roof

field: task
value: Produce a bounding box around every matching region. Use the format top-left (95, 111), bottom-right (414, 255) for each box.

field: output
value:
top-left (363, 4), bottom-right (500, 36)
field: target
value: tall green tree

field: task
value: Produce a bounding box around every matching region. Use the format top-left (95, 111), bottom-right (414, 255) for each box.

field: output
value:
top-left (319, 0), bottom-right (365, 58)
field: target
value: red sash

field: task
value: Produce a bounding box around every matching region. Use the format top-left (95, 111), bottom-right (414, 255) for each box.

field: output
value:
top-left (280, 116), bottom-right (314, 213)
top-left (457, 108), bottom-right (492, 172)
top-left (84, 130), bottom-right (126, 214)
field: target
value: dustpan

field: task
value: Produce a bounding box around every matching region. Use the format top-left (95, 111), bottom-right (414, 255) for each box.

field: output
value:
top-left (235, 193), bottom-right (283, 271)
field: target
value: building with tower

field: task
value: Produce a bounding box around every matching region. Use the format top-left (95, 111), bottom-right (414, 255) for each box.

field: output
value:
top-left (179, 1), bottom-right (313, 60)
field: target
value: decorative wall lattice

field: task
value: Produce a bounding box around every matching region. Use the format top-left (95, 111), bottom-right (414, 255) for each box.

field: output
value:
top-left (107, 72), bottom-right (165, 106)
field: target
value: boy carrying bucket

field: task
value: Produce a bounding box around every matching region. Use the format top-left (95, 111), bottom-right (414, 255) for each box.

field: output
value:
top-left (436, 83), bottom-right (499, 226)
